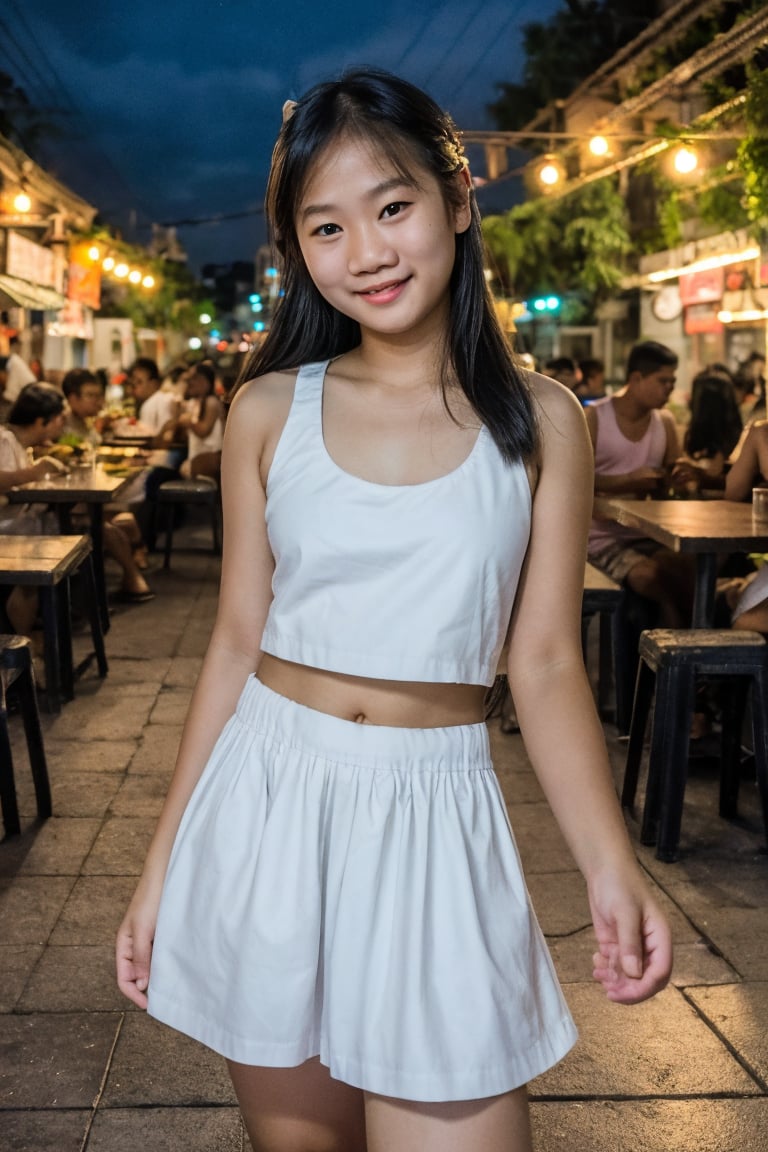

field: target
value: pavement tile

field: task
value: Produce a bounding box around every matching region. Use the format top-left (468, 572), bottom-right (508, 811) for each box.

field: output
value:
top-left (102, 657), bottom-right (173, 685)
top-left (18, 944), bottom-right (128, 1012)
top-left (42, 739), bottom-right (137, 774)
top-left (687, 983), bottom-right (768, 1084)
top-left (28, 772), bottom-right (120, 820)
top-left (109, 773), bottom-right (172, 817)
top-left (50, 875), bottom-right (137, 945)
top-left (669, 939), bottom-right (742, 987)
top-left (512, 804), bottom-right (577, 874)
top-left (0, 1012), bottom-right (120, 1107)
top-left (128, 725), bottom-right (184, 775)
top-left (16, 818), bottom-right (102, 876)
top-left (149, 688), bottom-right (193, 726)
top-left (102, 1012), bottom-right (237, 1105)
top-left (0, 876), bottom-right (74, 943)
top-left (176, 628), bottom-right (215, 658)
top-left (685, 908), bottom-right (768, 980)
top-left (45, 692), bottom-right (156, 742)
top-left (87, 1106), bottom-right (244, 1150)
top-left (532, 983), bottom-right (760, 1098)
top-left (1, 1110), bottom-right (91, 1152)
top-left (81, 816), bottom-right (156, 876)
top-left (527, 871), bottom-right (591, 937)
top-left (0, 945), bottom-right (44, 1012)
top-left (530, 1098), bottom-right (768, 1152)
top-left (164, 656), bottom-right (204, 687)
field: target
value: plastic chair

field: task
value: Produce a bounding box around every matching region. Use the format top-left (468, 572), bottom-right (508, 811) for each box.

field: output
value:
top-left (0, 635), bottom-right (51, 837)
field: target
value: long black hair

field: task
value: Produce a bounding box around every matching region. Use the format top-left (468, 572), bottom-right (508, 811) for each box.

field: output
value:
top-left (685, 373), bottom-right (742, 459)
top-left (239, 69), bottom-right (537, 465)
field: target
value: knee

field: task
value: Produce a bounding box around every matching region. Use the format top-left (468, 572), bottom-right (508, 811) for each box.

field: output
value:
top-left (626, 558), bottom-right (664, 600)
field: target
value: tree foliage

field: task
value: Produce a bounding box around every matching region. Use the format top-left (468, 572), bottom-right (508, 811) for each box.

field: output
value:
top-left (487, 0), bottom-right (660, 130)
top-left (738, 64), bottom-right (768, 235)
top-left (482, 178), bottom-right (632, 320)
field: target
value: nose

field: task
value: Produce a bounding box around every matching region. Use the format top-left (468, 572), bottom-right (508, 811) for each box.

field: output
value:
top-left (346, 223), bottom-right (397, 276)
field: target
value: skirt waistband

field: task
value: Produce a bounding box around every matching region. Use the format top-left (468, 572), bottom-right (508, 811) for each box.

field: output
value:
top-left (235, 676), bottom-right (491, 772)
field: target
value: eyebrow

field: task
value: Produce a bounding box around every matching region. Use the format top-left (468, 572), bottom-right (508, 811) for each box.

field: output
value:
top-left (300, 176), bottom-right (416, 222)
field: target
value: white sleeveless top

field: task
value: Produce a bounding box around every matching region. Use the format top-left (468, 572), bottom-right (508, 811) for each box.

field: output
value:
top-left (260, 361), bottom-right (532, 686)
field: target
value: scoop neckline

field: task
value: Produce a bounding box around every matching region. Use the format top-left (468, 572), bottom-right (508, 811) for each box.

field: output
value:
top-left (315, 361), bottom-right (486, 491)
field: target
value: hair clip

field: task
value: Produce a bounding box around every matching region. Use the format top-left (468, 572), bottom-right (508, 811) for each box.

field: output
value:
top-left (282, 100), bottom-right (297, 125)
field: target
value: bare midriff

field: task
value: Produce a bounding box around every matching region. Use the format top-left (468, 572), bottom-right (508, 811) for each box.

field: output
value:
top-left (257, 653), bottom-right (488, 728)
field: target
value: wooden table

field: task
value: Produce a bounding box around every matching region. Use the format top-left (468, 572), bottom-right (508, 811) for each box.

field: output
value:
top-left (0, 535), bottom-right (107, 711)
top-left (593, 497), bottom-right (768, 627)
top-left (6, 468), bottom-right (139, 633)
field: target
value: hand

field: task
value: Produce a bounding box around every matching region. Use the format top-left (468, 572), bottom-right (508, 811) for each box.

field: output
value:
top-left (33, 455), bottom-right (68, 479)
top-left (669, 460), bottom-right (701, 493)
top-left (627, 467), bottom-right (666, 494)
top-left (588, 867), bottom-right (672, 1004)
top-left (116, 886), bottom-right (159, 1009)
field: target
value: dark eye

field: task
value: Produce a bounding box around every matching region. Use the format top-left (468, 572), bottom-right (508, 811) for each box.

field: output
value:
top-left (313, 222), bottom-right (341, 237)
top-left (381, 201), bottom-right (408, 218)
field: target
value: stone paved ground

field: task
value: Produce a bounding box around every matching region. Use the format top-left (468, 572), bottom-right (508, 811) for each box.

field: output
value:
top-left (1, 520), bottom-right (767, 1151)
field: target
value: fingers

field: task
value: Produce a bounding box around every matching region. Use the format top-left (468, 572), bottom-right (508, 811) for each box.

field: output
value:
top-left (592, 903), bottom-right (673, 1005)
top-left (115, 921), bottom-right (153, 1010)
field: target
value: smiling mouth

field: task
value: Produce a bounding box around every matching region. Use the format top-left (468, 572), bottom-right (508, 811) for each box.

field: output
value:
top-left (357, 278), bottom-right (409, 297)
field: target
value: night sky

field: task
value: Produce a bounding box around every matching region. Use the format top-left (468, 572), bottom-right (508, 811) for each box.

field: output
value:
top-left (4, 0), bottom-right (564, 270)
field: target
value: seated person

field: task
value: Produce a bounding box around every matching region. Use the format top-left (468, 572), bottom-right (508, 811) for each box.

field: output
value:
top-left (176, 363), bottom-right (224, 480)
top-left (0, 356), bottom-right (11, 424)
top-left (586, 340), bottom-right (694, 627)
top-left (722, 420), bottom-right (768, 632)
top-left (670, 372), bottom-right (743, 493)
top-left (128, 357), bottom-right (184, 549)
top-left (59, 368), bottom-right (153, 598)
top-left (575, 357), bottom-right (606, 403)
top-left (61, 367), bottom-right (112, 446)
top-left (544, 355), bottom-right (582, 392)
top-left (0, 384), bottom-right (69, 633)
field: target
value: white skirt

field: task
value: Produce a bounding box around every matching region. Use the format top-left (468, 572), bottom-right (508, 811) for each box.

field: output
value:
top-left (148, 676), bottom-right (577, 1101)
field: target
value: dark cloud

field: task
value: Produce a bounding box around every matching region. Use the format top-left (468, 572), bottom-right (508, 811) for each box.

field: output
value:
top-left (10, 0), bottom-right (563, 268)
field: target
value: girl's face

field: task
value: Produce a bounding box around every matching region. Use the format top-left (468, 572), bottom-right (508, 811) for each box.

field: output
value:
top-left (296, 135), bottom-right (470, 340)
top-left (185, 371), bottom-right (209, 399)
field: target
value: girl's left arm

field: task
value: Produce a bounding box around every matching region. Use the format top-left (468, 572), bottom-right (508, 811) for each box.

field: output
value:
top-left (506, 375), bottom-right (672, 1004)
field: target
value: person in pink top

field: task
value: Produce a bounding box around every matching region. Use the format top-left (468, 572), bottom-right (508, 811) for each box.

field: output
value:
top-left (586, 341), bottom-right (694, 627)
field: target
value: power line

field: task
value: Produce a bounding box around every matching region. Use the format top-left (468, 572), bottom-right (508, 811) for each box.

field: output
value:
top-left (0, 16), bottom-right (65, 111)
top-left (392, 5), bottom-right (448, 71)
top-left (450, 0), bottom-right (536, 104)
top-left (422, 0), bottom-right (490, 90)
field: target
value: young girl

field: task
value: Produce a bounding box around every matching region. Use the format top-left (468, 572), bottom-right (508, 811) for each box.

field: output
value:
top-left (177, 362), bottom-right (224, 480)
top-left (117, 70), bottom-right (671, 1151)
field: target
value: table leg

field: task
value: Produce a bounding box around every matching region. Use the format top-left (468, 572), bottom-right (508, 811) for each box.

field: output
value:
top-left (89, 507), bottom-right (110, 635)
top-left (39, 587), bottom-right (62, 713)
top-left (692, 554), bottom-right (718, 628)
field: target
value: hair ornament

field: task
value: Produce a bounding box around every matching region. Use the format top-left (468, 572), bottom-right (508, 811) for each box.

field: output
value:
top-left (282, 99), bottom-right (297, 125)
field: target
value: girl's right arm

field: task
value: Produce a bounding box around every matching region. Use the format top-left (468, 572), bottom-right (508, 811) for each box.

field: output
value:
top-left (116, 376), bottom-right (287, 1008)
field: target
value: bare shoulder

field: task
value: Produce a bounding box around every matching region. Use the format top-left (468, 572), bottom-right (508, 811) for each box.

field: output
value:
top-left (227, 369), bottom-right (297, 430)
top-left (223, 369), bottom-right (298, 483)
top-left (527, 371), bottom-right (590, 450)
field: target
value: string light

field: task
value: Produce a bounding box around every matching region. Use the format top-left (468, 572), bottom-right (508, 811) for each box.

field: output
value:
top-left (88, 245), bottom-right (100, 261)
top-left (13, 191), bottom-right (32, 212)
top-left (142, 275), bottom-right (155, 289)
top-left (128, 270), bottom-right (142, 284)
top-left (647, 246), bottom-right (761, 283)
top-left (588, 135), bottom-right (609, 156)
top-left (717, 308), bottom-right (768, 323)
top-left (102, 256), bottom-right (115, 271)
top-left (673, 145), bottom-right (698, 174)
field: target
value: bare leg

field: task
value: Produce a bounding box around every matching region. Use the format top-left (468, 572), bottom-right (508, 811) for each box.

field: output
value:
top-left (364, 1085), bottom-right (532, 1152)
top-left (626, 554), bottom-right (694, 627)
top-left (102, 521), bottom-right (152, 596)
top-left (6, 586), bottom-right (39, 635)
top-left (227, 1057), bottom-right (366, 1152)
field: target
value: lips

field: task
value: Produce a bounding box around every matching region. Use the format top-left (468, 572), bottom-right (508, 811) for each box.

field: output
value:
top-left (356, 277), bottom-right (410, 303)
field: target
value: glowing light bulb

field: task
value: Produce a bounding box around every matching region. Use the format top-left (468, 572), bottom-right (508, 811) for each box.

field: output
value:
top-left (142, 275), bottom-right (155, 289)
top-left (199, 312), bottom-right (212, 324)
top-left (128, 269), bottom-right (142, 284)
top-left (589, 135), bottom-right (609, 157)
top-left (539, 163), bottom-right (561, 186)
top-left (13, 191), bottom-right (32, 212)
top-left (102, 256), bottom-right (115, 272)
top-left (88, 245), bottom-right (101, 261)
top-left (188, 337), bottom-right (202, 350)
top-left (114, 263), bottom-right (129, 278)
top-left (673, 146), bottom-right (697, 175)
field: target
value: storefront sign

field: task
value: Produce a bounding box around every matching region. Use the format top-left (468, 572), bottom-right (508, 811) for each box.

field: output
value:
top-left (679, 266), bottom-right (724, 306)
top-left (68, 242), bottom-right (101, 309)
top-left (684, 303), bottom-right (723, 335)
top-left (5, 230), bottom-right (55, 287)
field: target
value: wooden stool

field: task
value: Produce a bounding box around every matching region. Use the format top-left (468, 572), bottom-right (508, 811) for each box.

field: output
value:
top-left (156, 477), bottom-right (221, 568)
top-left (0, 635), bottom-right (51, 837)
top-left (0, 535), bottom-right (108, 713)
top-left (622, 628), bottom-right (768, 862)
top-left (581, 562), bottom-right (623, 721)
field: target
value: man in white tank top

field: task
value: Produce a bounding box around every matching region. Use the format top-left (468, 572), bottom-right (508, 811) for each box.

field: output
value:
top-left (585, 341), bottom-right (694, 627)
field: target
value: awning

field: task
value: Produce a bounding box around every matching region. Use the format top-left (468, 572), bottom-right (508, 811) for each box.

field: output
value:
top-left (0, 273), bottom-right (67, 311)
